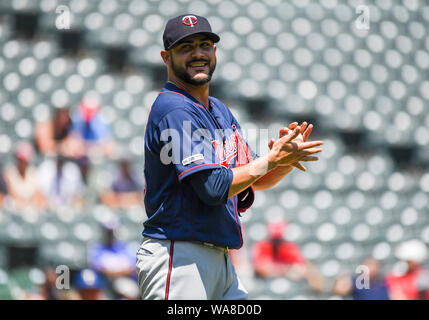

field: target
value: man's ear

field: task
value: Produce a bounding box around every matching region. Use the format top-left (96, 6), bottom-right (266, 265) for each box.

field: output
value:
top-left (160, 50), bottom-right (170, 65)
top-left (214, 44), bottom-right (217, 53)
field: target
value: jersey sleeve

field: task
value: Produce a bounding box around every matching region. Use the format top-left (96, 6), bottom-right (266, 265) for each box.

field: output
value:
top-left (157, 108), bottom-right (222, 182)
top-left (187, 167), bottom-right (233, 206)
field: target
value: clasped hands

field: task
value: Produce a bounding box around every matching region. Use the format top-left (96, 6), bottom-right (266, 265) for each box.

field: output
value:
top-left (267, 121), bottom-right (323, 172)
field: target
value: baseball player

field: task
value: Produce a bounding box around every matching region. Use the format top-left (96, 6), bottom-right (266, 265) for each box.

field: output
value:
top-left (136, 14), bottom-right (323, 300)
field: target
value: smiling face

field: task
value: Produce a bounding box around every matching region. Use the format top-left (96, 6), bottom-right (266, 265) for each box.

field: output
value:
top-left (164, 33), bottom-right (217, 86)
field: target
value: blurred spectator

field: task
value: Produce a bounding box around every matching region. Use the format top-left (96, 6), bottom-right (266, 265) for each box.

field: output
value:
top-left (41, 267), bottom-right (63, 300)
top-left (4, 142), bottom-right (46, 211)
top-left (101, 156), bottom-right (143, 209)
top-left (0, 164), bottom-right (8, 208)
top-left (39, 267), bottom-right (81, 300)
top-left (71, 94), bottom-right (117, 158)
top-left (35, 106), bottom-right (85, 159)
top-left (333, 258), bottom-right (390, 300)
top-left (78, 156), bottom-right (102, 207)
top-left (78, 156), bottom-right (91, 187)
top-left (88, 222), bottom-right (136, 287)
top-left (386, 239), bottom-right (429, 300)
top-left (252, 221), bottom-right (323, 291)
top-left (38, 155), bottom-right (84, 211)
top-left (112, 277), bottom-right (140, 300)
top-left (74, 268), bottom-right (107, 300)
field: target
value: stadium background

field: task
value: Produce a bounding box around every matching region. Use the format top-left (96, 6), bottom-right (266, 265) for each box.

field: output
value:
top-left (0, 0), bottom-right (428, 299)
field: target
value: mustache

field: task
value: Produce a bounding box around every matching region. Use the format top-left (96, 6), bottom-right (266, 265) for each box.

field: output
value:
top-left (186, 59), bottom-right (209, 67)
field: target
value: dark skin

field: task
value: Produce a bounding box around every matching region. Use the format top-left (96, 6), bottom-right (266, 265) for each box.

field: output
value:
top-left (17, 157), bottom-right (28, 178)
top-left (119, 160), bottom-right (132, 179)
top-left (53, 108), bottom-right (72, 140)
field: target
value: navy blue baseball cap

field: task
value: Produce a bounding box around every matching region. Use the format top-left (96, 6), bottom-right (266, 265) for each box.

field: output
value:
top-left (163, 14), bottom-right (220, 50)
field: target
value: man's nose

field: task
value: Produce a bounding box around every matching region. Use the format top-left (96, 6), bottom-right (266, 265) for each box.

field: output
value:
top-left (191, 46), bottom-right (205, 59)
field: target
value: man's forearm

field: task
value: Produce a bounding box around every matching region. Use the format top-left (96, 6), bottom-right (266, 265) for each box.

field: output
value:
top-left (251, 165), bottom-right (294, 191)
top-left (228, 126), bottom-right (322, 197)
top-left (228, 154), bottom-right (277, 198)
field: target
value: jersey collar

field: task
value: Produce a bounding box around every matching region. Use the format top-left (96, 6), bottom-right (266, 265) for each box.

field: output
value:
top-left (164, 82), bottom-right (213, 110)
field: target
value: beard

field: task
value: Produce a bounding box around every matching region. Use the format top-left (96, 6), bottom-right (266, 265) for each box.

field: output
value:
top-left (170, 54), bottom-right (216, 86)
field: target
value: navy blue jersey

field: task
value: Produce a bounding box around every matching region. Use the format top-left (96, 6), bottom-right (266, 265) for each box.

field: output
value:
top-left (142, 82), bottom-right (257, 249)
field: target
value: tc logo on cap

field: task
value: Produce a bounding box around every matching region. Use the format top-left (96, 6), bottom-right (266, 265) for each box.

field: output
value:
top-left (182, 15), bottom-right (198, 27)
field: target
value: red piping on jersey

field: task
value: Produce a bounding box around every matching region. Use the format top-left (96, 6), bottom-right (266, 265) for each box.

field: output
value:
top-left (178, 163), bottom-right (220, 179)
top-left (165, 240), bottom-right (174, 300)
top-left (159, 90), bottom-right (207, 110)
top-left (232, 196), bottom-right (243, 248)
